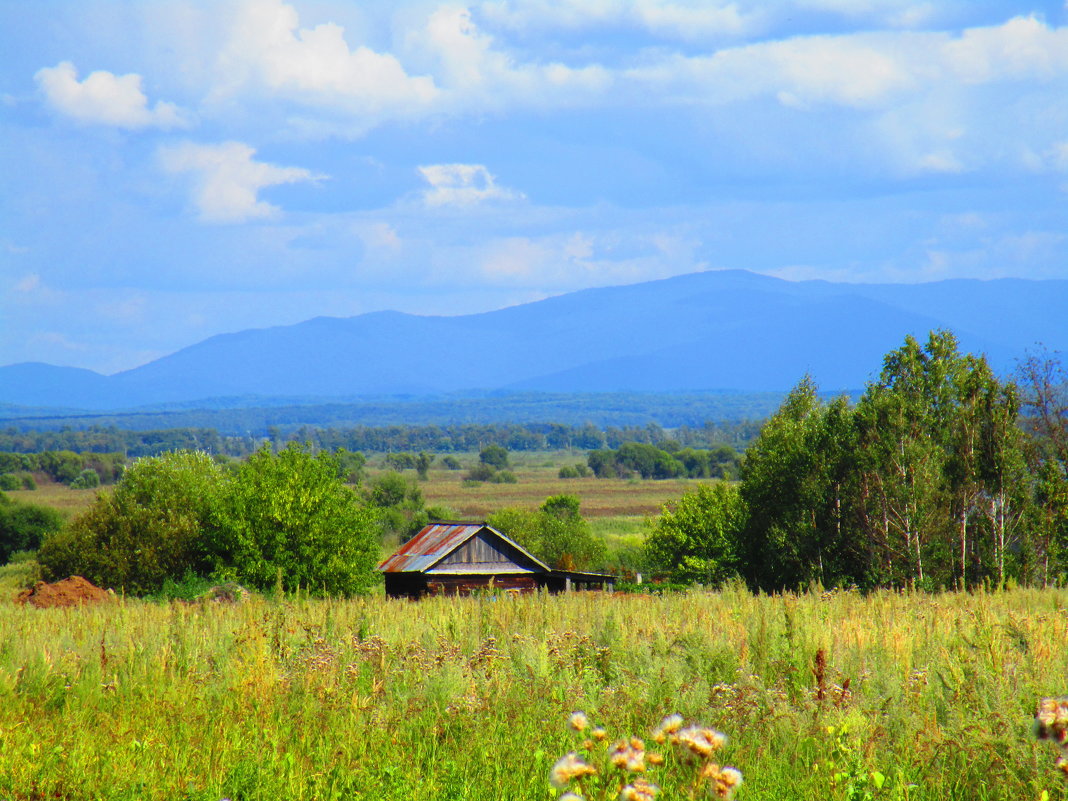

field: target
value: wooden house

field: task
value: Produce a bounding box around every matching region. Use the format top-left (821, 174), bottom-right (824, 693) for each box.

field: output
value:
top-left (379, 522), bottom-right (615, 598)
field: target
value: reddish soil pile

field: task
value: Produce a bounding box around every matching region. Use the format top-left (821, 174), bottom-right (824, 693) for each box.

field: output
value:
top-left (15, 576), bottom-right (113, 608)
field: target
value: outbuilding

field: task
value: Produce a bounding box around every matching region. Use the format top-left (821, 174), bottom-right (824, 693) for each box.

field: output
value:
top-left (379, 522), bottom-right (615, 598)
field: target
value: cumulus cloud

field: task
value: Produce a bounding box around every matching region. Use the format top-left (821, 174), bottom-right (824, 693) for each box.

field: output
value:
top-left (418, 164), bottom-right (523, 206)
top-left (159, 141), bottom-right (324, 223)
top-left (407, 7), bottom-right (612, 109)
top-left (35, 61), bottom-right (186, 129)
top-left (216, 0), bottom-right (438, 114)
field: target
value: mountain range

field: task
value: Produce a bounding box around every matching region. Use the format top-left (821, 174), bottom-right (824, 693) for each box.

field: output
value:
top-left (2, 269), bottom-right (1064, 412)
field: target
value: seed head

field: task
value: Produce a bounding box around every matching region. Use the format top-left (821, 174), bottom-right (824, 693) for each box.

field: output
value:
top-left (551, 752), bottom-right (597, 788)
top-left (570, 711), bottom-right (590, 732)
top-left (652, 713), bottom-right (685, 743)
top-left (1035, 697), bottom-right (1068, 745)
top-left (619, 777), bottom-right (659, 801)
top-left (676, 726), bottom-right (727, 758)
top-left (610, 739), bottom-right (647, 773)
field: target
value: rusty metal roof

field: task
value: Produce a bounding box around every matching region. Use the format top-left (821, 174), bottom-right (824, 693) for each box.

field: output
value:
top-left (378, 523), bottom-right (549, 574)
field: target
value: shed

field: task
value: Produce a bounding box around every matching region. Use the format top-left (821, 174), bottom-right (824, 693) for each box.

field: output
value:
top-left (379, 522), bottom-right (615, 598)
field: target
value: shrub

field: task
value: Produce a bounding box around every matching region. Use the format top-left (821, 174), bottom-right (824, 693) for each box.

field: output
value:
top-left (0, 474), bottom-right (20, 491)
top-left (479, 444), bottom-right (509, 470)
top-left (37, 451), bottom-right (223, 594)
top-left (69, 469), bottom-right (100, 489)
top-left (0, 493), bottom-right (64, 565)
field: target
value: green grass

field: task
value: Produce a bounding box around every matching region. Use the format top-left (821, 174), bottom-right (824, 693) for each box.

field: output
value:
top-left (1, 587), bottom-right (1066, 800)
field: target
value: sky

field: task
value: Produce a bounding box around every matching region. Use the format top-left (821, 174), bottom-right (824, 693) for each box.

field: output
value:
top-left (2, 0), bottom-right (1068, 375)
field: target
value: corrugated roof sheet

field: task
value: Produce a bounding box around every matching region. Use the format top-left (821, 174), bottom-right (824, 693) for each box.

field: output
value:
top-left (378, 524), bottom-right (485, 573)
top-left (378, 523), bottom-right (550, 574)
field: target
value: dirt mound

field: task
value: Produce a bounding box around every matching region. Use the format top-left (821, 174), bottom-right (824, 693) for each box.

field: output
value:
top-left (15, 576), bottom-right (113, 608)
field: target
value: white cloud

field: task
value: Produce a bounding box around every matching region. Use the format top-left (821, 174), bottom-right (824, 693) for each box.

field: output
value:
top-left (159, 141), bottom-right (324, 223)
top-left (35, 61), bottom-right (186, 129)
top-left (407, 7), bottom-right (612, 109)
top-left (418, 163), bottom-right (523, 206)
top-left (478, 0), bottom-right (755, 40)
top-left (944, 15), bottom-right (1068, 83)
top-left (216, 0), bottom-right (438, 114)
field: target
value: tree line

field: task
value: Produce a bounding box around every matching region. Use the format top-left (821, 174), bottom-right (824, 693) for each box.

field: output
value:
top-left (647, 332), bottom-right (1068, 590)
top-left (0, 420), bottom-right (760, 459)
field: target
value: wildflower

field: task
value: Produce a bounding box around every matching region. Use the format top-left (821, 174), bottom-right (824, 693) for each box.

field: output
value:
top-left (570, 711), bottom-right (590, 732)
top-left (652, 713), bottom-right (685, 743)
top-left (1035, 697), bottom-right (1068, 745)
top-left (610, 739), bottom-right (646, 773)
top-left (560, 793), bottom-right (585, 801)
top-left (676, 726), bottom-right (727, 758)
top-left (619, 777), bottom-right (659, 800)
top-left (591, 726), bottom-right (608, 741)
top-left (551, 752), bottom-right (597, 788)
top-left (701, 764), bottom-right (743, 799)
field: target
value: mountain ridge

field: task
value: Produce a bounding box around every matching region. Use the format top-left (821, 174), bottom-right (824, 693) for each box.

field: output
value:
top-left (2, 270), bottom-right (1064, 411)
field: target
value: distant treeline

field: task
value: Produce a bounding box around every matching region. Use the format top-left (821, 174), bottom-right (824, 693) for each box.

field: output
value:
top-left (0, 391), bottom-right (790, 434)
top-left (0, 419), bottom-right (761, 458)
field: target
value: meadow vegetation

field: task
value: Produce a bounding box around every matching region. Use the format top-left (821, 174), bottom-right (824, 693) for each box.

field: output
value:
top-left (0, 587), bottom-right (1066, 800)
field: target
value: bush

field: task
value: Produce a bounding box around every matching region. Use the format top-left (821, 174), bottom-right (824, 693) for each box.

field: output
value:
top-left (0, 493), bottom-right (64, 565)
top-left (37, 451), bottom-right (223, 594)
top-left (479, 444), bottom-right (510, 470)
top-left (487, 495), bottom-right (606, 571)
top-left (441, 456), bottom-right (462, 470)
top-left (0, 474), bottom-right (20, 491)
top-left (464, 463), bottom-right (497, 482)
top-left (69, 469), bottom-right (100, 489)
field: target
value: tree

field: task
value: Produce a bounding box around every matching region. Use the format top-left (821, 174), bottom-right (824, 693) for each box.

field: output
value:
top-left (488, 495), bottom-right (606, 571)
top-left (38, 451), bottom-right (224, 594)
top-left (414, 452), bottom-right (434, 480)
top-left (739, 377), bottom-right (853, 589)
top-left (645, 482), bottom-right (745, 585)
top-left (210, 446), bottom-right (379, 595)
top-left (479, 444), bottom-right (510, 470)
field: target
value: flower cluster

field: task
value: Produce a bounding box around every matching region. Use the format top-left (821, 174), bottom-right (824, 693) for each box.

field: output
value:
top-left (549, 712), bottom-right (742, 800)
top-left (1035, 696), bottom-right (1068, 775)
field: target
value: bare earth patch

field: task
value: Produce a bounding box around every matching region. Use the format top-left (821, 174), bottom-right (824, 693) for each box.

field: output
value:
top-left (14, 575), bottom-right (113, 608)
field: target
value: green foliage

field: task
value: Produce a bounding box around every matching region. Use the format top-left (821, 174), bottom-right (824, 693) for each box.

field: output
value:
top-left (364, 470), bottom-right (426, 540)
top-left (589, 443), bottom-right (739, 480)
top-left (69, 468), bottom-right (100, 489)
top-left (488, 494), bottom-right (606, 571)
top-left (440, 455), bottom-right (461, 470)
top-left (37, 447), bottom-right (381, 596)
top-left (645, 482), bottom-right (745, 585)
top-left (558, 463), bottom-right (592, 479)
top-left (0, 492), bottom-right (64, 565)
top-left (414, 451), bottom-right (433, 480)
top-left (210, 446), bottom-right (380, 596)
top-left (479, 444), bottom-right (510, 469)
top-left (37, 451), bottom-right (223, 594)
top-left (0, 474), bottom-right (19, 491)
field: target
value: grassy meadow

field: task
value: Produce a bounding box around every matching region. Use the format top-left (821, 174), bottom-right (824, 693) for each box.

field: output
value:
top-left (5, 451), bottom-right (1068, 799)
top-left (1, 587), bottom-right (1067, 800)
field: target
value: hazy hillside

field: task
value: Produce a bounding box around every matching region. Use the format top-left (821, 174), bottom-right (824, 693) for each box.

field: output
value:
top-left (1, 270), bottom-right (1063, 410)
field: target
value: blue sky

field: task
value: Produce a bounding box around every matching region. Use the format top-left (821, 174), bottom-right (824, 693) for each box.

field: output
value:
top-left (2, 0), bottom-right (1067, 374)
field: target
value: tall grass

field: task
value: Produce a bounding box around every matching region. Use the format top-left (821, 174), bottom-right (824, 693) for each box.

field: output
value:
top-left (0, 587), bottom-right (1065, 800)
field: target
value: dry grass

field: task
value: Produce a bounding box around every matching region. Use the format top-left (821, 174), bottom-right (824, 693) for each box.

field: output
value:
top-left (0, 588), bottom-right (1065, 800)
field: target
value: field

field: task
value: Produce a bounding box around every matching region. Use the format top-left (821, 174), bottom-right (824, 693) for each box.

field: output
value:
top-left (1, 586), bottom-right (1066, 800)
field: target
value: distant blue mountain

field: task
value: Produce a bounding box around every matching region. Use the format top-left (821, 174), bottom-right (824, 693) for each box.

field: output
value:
top-left (1, 270), bottom-right (1064, 410)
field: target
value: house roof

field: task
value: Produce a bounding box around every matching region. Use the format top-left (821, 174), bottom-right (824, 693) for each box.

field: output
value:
top-left (378, 522), bottom-right (551, 574)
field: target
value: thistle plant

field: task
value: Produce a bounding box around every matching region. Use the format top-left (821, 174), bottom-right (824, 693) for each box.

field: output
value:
top-left (1034, 697), bottom-right (1068, 776)
top-left (550, 712), bottom-right (742, 800)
